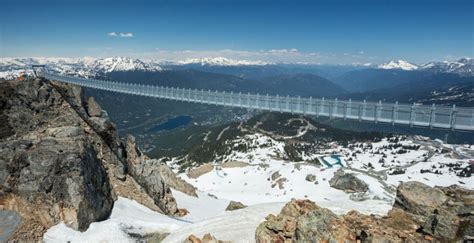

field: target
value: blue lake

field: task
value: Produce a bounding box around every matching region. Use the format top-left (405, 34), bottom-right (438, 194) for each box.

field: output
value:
top-left (148, 116), bottom-right (192, 132)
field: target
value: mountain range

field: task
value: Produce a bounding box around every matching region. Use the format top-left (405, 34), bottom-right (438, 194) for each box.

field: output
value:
top-left (1, 56), bottom-right (472, 80)
top-left (1, 56), bottom-right (472, 106)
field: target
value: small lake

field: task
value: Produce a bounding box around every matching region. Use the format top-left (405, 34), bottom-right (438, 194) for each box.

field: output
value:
top-left (148, 115), bottom-right (192, 132)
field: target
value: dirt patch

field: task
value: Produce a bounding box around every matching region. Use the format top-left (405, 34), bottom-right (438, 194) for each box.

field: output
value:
top-left (187, 163), bottom-right (214, 179)
top-left (221, 161), bottom-right (249, 168)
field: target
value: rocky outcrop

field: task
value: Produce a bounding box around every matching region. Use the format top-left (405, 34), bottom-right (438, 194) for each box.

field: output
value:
top-left (225, 201), bottom-right (247, 211)
top-left (0, 79), bottom-right (114, 238)
top-left (255, 200), bottom-right (354, 242)
top-left (394, 182), bottom-right (473, 240)
top-left (329, 169), bottom-right (368, 193)
top-left (0, 79), bottom-right (186, 241)
top-left (157, 162), bottom-right (197, 197)
top-left (125, 135), bottom-right (178, 214)
top-left (256, 182), bottom-right (473, 242)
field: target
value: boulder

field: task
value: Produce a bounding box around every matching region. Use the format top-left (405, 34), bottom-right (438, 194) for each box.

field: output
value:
top-left (394, 181), bottom-right (448, 215)
top-left (393, 181), bottom-right (472, 240)
top-left (271, 171), bottom-right (281, 181)
top-left (225, 201), bottom-right (247, 211)
top-left (202, 233), bottom-right (217, 243)
top-left (177, 208), bottom-right (190, 217)
top-left (305, 174), bottom-right (316, 182)
top-left (185, 234), bottom-right (201, 243)
top-left (329, 169), bottom-right (368, 193)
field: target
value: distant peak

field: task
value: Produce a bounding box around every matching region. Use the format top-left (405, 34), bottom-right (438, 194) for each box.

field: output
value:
top-left (176, 57), bottom-right (271, 66)
top-left (378, 60), bottom-right (418, 70)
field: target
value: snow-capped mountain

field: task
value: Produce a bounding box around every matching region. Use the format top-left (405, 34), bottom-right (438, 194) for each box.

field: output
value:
top-left (421, 58), bottom-right (473, 76)
top-left (87, 57), bottom-right (162, 73)
top-left (1, 56), bottom-right (473, 80)
top-left (377, 60), bottom-right (419, 70)
top-left (376, 58), bottom-right (473, 76)
top-left (175, 57), bottom-right (271, 66)
top-left (0, 57), bottom-right (162, 79)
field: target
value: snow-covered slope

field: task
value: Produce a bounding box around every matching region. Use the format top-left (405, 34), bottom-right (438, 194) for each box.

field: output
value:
top-left (377, 58), bottom-right (473, 76)
top-left (44, 197), bottom-right (190, 242)
top-left (421, 58), bottom-right (473, 76)
top-left (176, 57), bottom-right (271, 66)
top-left (43, 123), bottom-right (474, 242)
top-left (378, 60), bottom-right (419, 70)
top-left (89, 57), bottom-right (162, 73)
top-left (172, 133), bottom-right (472, 213)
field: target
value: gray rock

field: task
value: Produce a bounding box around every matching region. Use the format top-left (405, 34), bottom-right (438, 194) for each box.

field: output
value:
top-left (255, 200), bottom-right (354, 242)
top-left (305, 174), bottom-right (316, 182)
top-left (225, 201), bottom-right (247, 211)
top-left (156, 162), bottom-right (197, 197)
top-left (421, 208), bottom-right (459, 239)
top-left (295, 207), bottom-right (342, 241)
top-left (349, 192), bottom-right (370, 201)
top-left (125, 135), bottom-right (178, 215)
top-left (45, 126), bottom-right (84, 138)
top-left (393, 181), bottom-right (465, 240)
top-left (271, 171), bottom-right (281, 181)
top-left (394, 181), bottom-right (447, 216)
top-left (329, 169), bottom-right (368, 193)
top-left (257, 182), bottom-right (474, 242)
top-left (86, 97), bottom-right (102, 117)
top-left (0, 210), bottom-right (21, 242)
top-left (0, 80), bottom-right (114, 232)
top-left (114, 164), bottom-right (126, 181)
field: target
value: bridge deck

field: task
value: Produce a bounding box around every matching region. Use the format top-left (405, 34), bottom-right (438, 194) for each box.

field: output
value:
top-left (39, 72), bottom-right (474, 131)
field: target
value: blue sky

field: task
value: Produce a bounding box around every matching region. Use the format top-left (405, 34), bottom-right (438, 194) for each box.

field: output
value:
top-left (1, 0), bottom-right (473, 64)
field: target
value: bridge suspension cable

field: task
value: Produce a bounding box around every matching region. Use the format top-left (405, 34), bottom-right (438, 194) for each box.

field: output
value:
top-left (38, 71), bottom-right (474, 131)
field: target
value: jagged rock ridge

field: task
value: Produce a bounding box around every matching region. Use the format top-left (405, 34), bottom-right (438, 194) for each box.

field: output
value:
top-left (0, 78), bottom-right (195, 241)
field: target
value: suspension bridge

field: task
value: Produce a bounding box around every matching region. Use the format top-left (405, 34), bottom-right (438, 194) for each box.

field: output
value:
top-left (37, 71), bottom-right (474, 131)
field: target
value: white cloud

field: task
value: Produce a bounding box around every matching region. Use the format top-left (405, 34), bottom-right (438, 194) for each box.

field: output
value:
top-left (268, 48), bottom-right (299, 54)
top-left (107, 32), bottom-right (134, 38)
top-left (119, 32), bottom-right (134, 38)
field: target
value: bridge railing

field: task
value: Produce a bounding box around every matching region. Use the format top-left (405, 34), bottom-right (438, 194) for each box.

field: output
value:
top-left (39, 72), bottom-right (474, 131)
